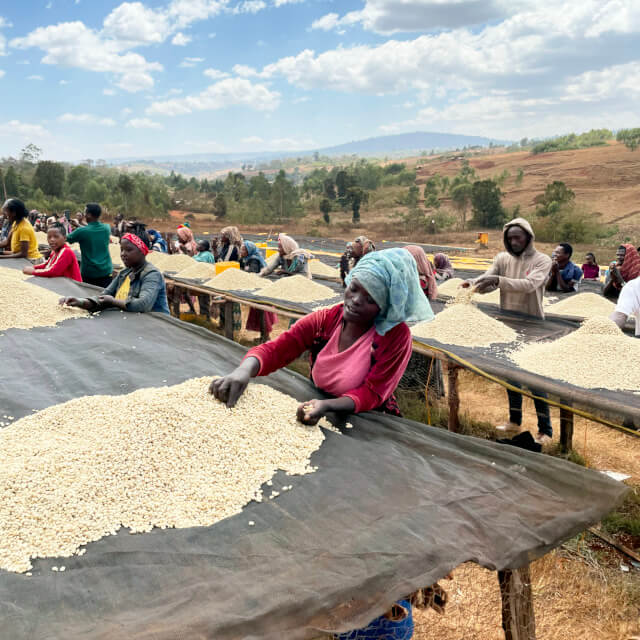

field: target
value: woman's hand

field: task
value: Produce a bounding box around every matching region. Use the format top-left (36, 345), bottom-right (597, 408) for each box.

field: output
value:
top-left (59, 296), bottom-right (86, 309)
top-left (209, 370), bottom-right (251, 408)
top-left (22, 266), bottom-right (35, 276)
top-left (296, 399), bottom-right (328, 426)
top-left (209, 358), bottom-right (259, 408)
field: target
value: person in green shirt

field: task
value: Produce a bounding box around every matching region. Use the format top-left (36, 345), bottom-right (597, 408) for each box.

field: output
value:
top-left (194, 239), bottom-right (216, 264)
top-left (66, 203), bottom-right (113, 287)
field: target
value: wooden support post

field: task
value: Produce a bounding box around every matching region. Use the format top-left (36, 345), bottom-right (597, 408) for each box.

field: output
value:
top-left (259, 310), bottom-right (269, 344)
top-left (446, 363), bottom-right (461, 433)
top-left (559, 407), bottom-right (574, 453)
top-left (498, 566), bottom-right (536, 640)
top-left (224, 301), bottom-right (234, 340)
top-left (198, 294), bottom-right (211, 320)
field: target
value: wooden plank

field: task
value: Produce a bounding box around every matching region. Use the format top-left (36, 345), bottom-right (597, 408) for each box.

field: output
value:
top-left (498, 566), bottom-right (536, 640)
top-left (446, 363), bottom-right (461, 433)
top-left (224, 301), bottom-right (234, 340)
top-left (588, 526), bottom-right (640, 564)
top-left (559, 407), bottom-right (574, 453)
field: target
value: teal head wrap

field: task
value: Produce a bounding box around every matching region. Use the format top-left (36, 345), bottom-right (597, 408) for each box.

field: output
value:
top-left (345, 248), bottom-right (434, 335)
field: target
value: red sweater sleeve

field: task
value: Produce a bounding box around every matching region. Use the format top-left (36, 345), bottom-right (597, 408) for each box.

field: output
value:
top-left (33, 247), bottom-right (74, 278)
top-left (342, 323), bottom-right (412, 413)
top-left (245, 307), bottom-right (337, 375)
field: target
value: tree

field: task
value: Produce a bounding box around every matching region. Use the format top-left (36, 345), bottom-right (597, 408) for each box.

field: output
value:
top-left (34, 161), bottom-right (65, 197)
top-left (85, 179), bottom-right (107, 203)
top-left (319, 198), bottom-right (331, 224)
top-left (20, 143), bottom-right (42, 164)
top-left (4, 166), bottom-right (22, 198)
top-left (471, 179), bottom-right (506, 228)
top-left (535, 181), bottom-right (575, 217)
top-left (515, 168), bottom-right (524, 185)
top-left (617, 128), bottom-right (640, 151)
top-left (323, 178), bottom-right (336, 200)
top-left (117, 173), bottom-right (135, 212)
top-left (346, 186), bottom-right (367, 224)
top-left (335, 170), bottom-right (350, 199)
top-left (405, 185), bottom-right (420, 208)
top-left (520, 137), bottom-right (528, 148)
top-left (450, 182), bottom-right (473, 230)
top-left (67, 164), bottom-right (91, 200)
top-left (212, 193), bottom-right (227, 218)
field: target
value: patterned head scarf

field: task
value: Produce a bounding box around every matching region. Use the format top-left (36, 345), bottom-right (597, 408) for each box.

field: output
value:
top-left (122, 233), bottom-right (150, 256)
top-left (618, 243), bottom-right (640, 284)
top-left (405, 245), bottom-right (438, 300)
top-left (354, 235), bottom-right (376, 254)
top-left (433, 253), bottom-right (454, 278)
top-left (278, 233), bottom-right (312, 260)
top-left (243, 240), bottom-right (267, 268)
top-left (221, 226), bottom-right (242, 246)
top-left (346, 248), bottom-right (434, 335)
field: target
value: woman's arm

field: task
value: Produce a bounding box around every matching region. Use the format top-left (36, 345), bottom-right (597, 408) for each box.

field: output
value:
top-left (0, 240), bottom-right (29, 259)
top-left (260, 254), bottom-right (280, 276)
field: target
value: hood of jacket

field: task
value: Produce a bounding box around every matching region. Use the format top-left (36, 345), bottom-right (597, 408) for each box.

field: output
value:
top-left (503, 217), bottom-right (536, 257)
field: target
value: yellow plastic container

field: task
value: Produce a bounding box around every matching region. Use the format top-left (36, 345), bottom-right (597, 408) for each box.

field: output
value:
top-left (266, 248), bottom-right (278, 259)
top-left (256, 242), bottom-right (267, 249)
top-left (215, 261), bottom-right (240, 275)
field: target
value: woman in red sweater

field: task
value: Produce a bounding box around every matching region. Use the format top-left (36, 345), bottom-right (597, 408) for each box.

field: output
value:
top-left (210, 248), bottom-right (434, 424)
top-left (22, 223), bottom-right (81, 282)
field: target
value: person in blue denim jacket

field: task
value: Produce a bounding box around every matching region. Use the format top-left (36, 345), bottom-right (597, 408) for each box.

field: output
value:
top-left (546, 242), bottom-right (583, 293)
top-left (59, 233), bottom-right (169, 314)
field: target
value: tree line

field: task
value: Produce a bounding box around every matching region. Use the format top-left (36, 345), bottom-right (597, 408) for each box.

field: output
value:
top-left (0, 145), bottom-right (170, 219)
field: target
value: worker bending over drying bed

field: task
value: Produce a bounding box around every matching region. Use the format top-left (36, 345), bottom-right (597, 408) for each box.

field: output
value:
top-left (59, 233), bottom-right (169, 314)
top-left (462, 218), bottom-right (553, 445)
top-left (260, 233), bottom-right (313, 279)
top-left (211, 248), bottom-right (434, 424)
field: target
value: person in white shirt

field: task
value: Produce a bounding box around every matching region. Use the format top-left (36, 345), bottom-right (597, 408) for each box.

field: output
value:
top-left (610, 277), bottom-right (640, 336)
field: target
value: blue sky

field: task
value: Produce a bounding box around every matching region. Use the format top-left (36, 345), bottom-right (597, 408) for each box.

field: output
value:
top-left (0, 0), bottom-right (638, 161)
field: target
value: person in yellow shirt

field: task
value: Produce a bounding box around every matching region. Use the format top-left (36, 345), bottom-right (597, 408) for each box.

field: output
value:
top-left (0, 198), bottom-right (42, 263)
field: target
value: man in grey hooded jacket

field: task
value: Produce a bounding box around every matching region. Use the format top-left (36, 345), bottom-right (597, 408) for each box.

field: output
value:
top-left (463, 217), bottom-right (552, 444)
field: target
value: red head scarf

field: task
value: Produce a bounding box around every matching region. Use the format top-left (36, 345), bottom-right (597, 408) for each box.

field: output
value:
top-left (618, 243), bottom-right (640, 285)
top-left (122, 233), bottom-right (150, 256)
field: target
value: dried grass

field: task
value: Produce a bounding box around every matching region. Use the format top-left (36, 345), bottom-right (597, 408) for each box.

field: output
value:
top-left (256, 275), bottom-right (336, 303)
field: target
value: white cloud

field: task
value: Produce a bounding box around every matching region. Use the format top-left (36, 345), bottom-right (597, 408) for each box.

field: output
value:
top-left (11, 21), bottom-right (163, 92)
top-left (0, 70), bottom-right (4, 78)
top-left (232, 63), bottom-right (258, 77)
top-left (269, 136), bottom-right (314, 149)
top-left (183, 139), bottom-right (227, 151)
top-left (46, 1), bottom-right (53, 8)
top-left (147, 77), bottom-right (280, 116)
top-left (0, 120), bottom-right (50, 139)
top-left (127, 117), bottom-right (164, 129)
top-left (274, 0), bottom-right (305, 6)
top-left (292, 96), bottom-right (310, 103)
top-left (171, 32), bottom-right (191, 46)
top-left (103, 88), bottom-right (117, 96)
top-left (102, 2), bottom-right (171, 46)
top-left (203, 67), bottom-right (230, 79)
top-left (58, 113), bottom-right (117, 126)
top-left (310, 13), bottom-right (340, 31)
top-left (105, 142), bottom-right (134, 151)
top-left (242, 135), bottom-right (264, 144)
top-left (27, 75), bottom-right (44, 80)
top-left (233, 1), bottom-right (267, 13)
top-left (208, 32), bottom-right (217, 38)
top-left (59, 79), bottom-right (69, 85)
top-left (17, 60), bottom-right (30, 65)
top-left (121, 107), bottom-right (133, 116)
top-left (180, 56), bottom-right (205, 67)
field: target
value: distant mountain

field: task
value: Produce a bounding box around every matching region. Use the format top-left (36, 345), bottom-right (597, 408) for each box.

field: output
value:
top-left (109, 131), bottom-right (513, 175)
top-left (315, 132), bottom-right (511, 155)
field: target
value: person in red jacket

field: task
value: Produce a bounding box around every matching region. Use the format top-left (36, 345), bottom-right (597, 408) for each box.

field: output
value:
top-left (210, 248), bottom-right (434, 425)
top-left (22, 223), bottom-right (82, 282)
